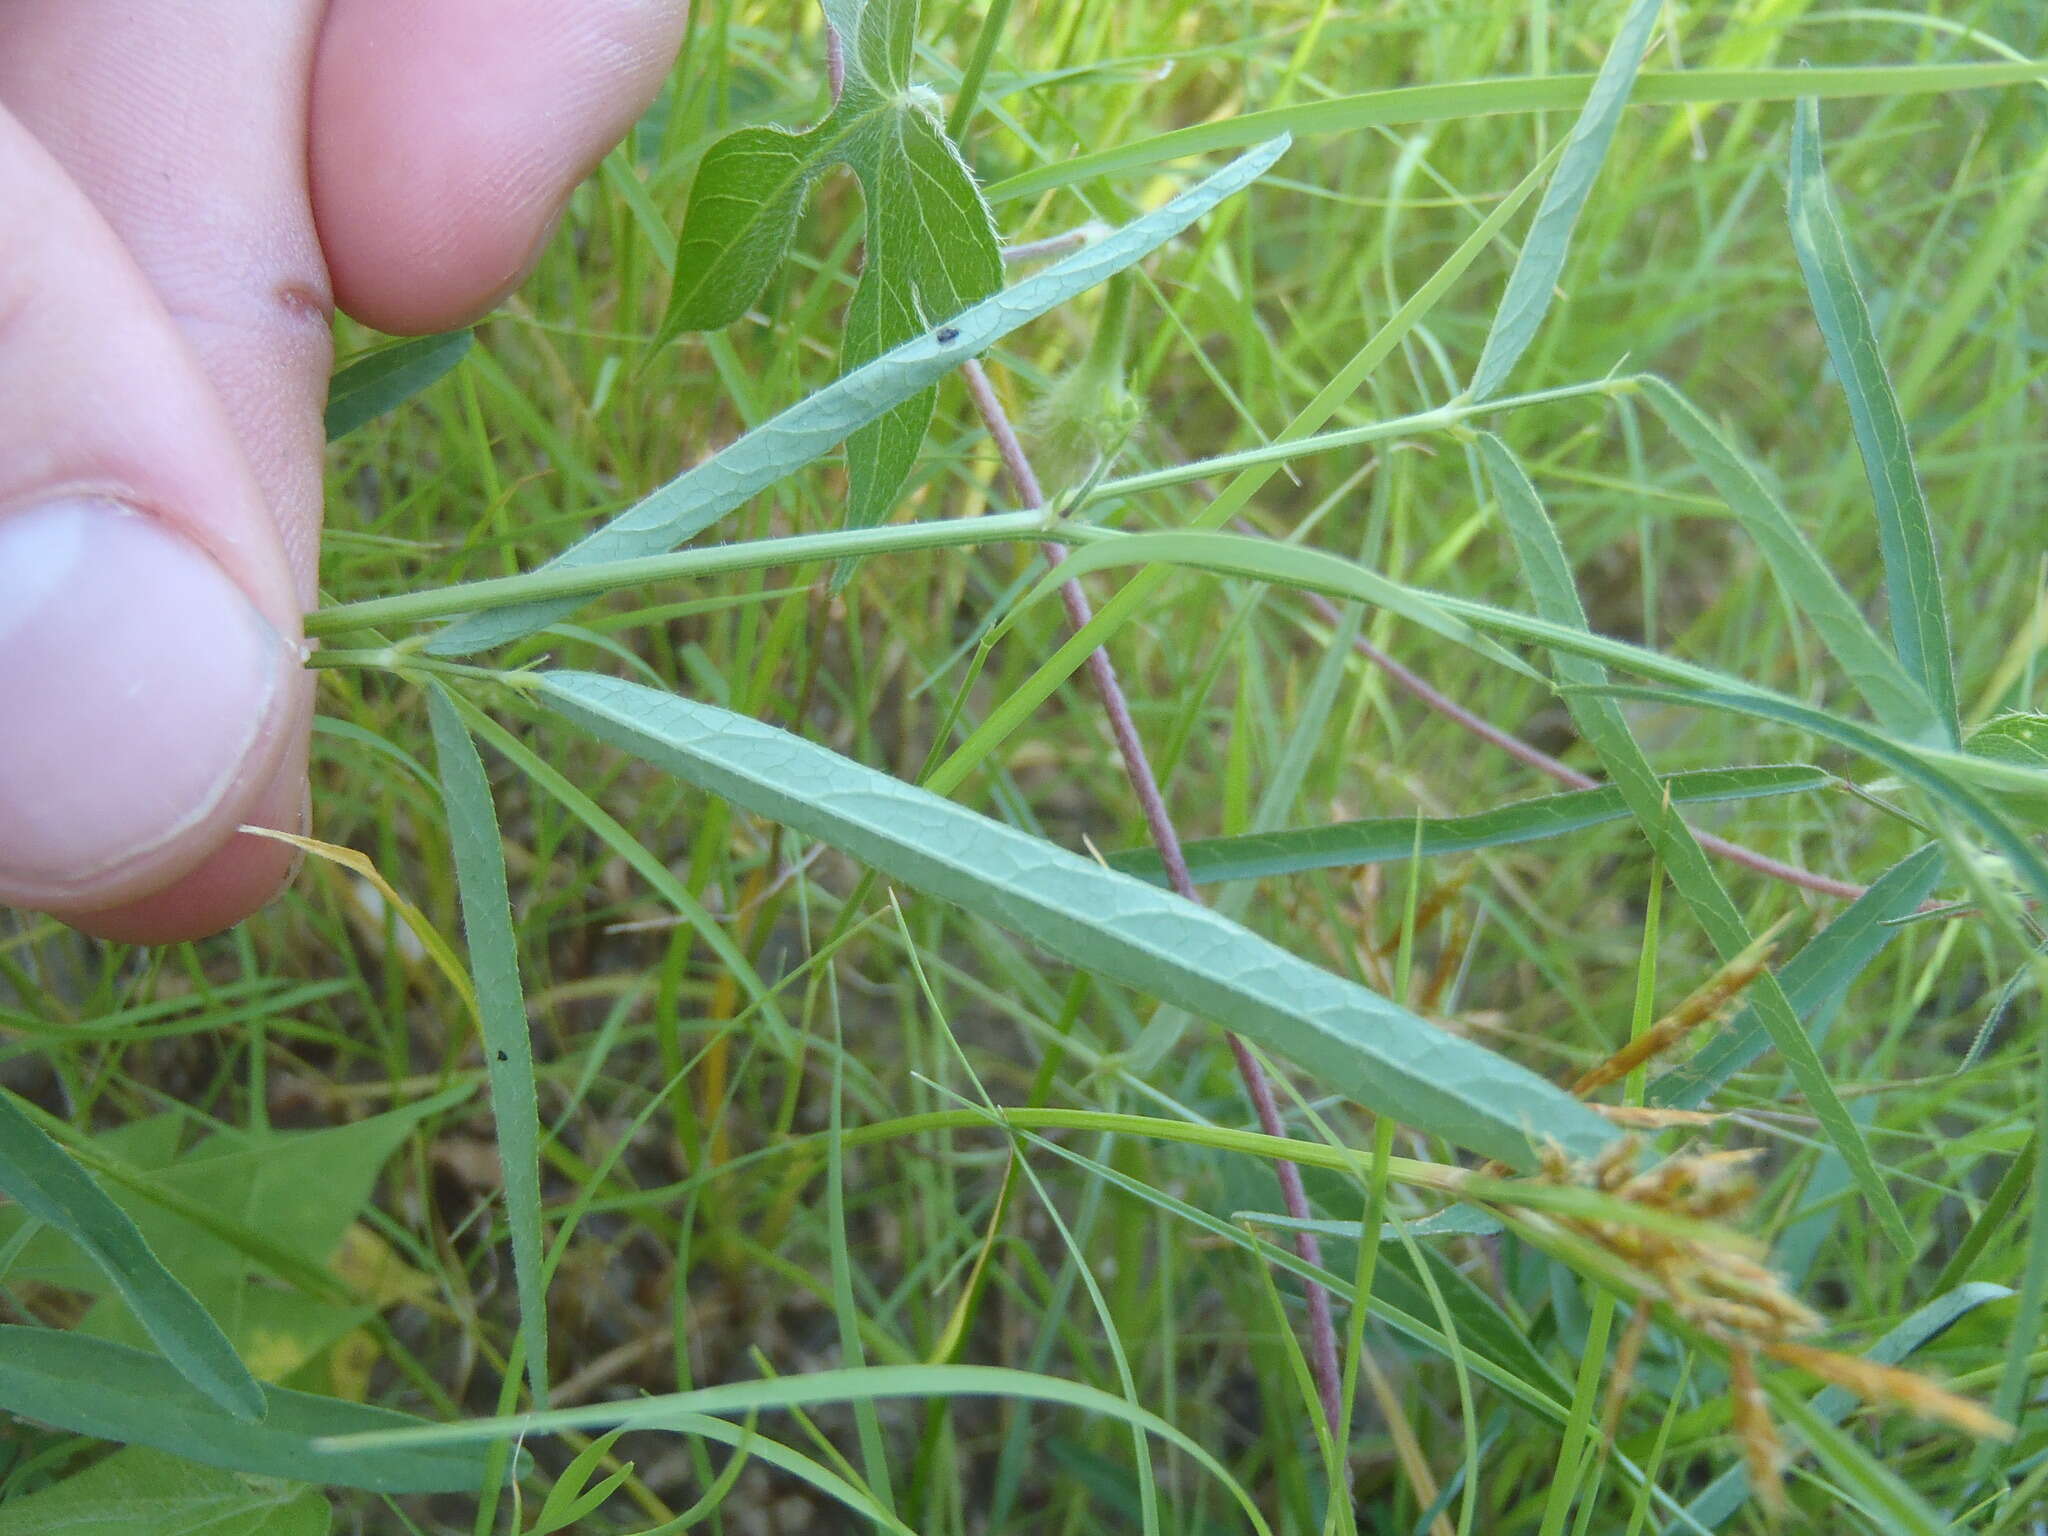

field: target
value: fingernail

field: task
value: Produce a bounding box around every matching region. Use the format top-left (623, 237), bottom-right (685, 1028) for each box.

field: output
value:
top-left (0, 499), bottom-right (283, 906)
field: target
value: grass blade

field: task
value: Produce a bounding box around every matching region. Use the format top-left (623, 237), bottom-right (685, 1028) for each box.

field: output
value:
top-left (917, 157), bottom-right (1580, 799)
top-left (0, 1326), bottom-right (501, 1492)
top-left (323, 330), bottom-right (471, 442)
top-left (986, 62), bottom-right (2048, 205)
top-left (426, 683), bottom-right (550, 1408)
top-left (1008, 528), bottom-right (2048, 831)
top-left (1983, 1031), bottom-right (2048, 1483)
top-left (1766, 1390), bottom-right (1949, 1536)
top-left (1663, 1284), bottom-right (2008, 1533)
top-left (1110, 765), bottom-right (1830, 888)
top-left (0, 1090), bottom-right (262, 1422)
top-left (1787, 97), bottom-right (1958, 744)
top-left (1467, 0), bottom-right (1662, 401)
top-left (1632, 375), bottom-right (1935, 741)
top-left (533, 669), bottom-right (1616, 1168)
top-left (427, 135), bottom-right (1289, 656)
top-left (1007, 527), bottom-right (1781, 703)
top-left (321, 1363), bottom-right (1274, 1536)
top-left (599, 1411), bottom-right (914, 1535)
top-left (1648, 844), bottom-right (1943, 1108)
top-left (1475, 433), bottom-right (1911, 1253)
top-left (1585, 683), bottom-right (2048, 911)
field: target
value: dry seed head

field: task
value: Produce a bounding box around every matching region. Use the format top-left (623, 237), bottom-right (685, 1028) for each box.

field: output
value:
top-left (1373, 868), bottom-right (1471, 959)
top-left (1762, 1341), bottom-right (2015, 1441)
top-left (1597, 1104), bottom-right (1723, 1130)
top-left (1504, 1139), bottom-right (2004, 1508)
top-left (1571, 929), bottom-right (1781, 1098)
top-left (1514, 1140), bottom-right (1816, 1341)
top-left (1729, 1344), bottom-right (1787, 1517)
top-left (1601, 1300), bottom-right (1654, 1445)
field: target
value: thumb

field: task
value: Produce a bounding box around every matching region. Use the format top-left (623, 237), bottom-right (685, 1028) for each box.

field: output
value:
top-left (0, 105), bottom-right (301, 927)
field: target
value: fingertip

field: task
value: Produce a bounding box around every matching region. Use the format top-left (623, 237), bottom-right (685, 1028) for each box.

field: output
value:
top-left (311, 0), bottom-right (684, 332)
top-left (56, 696), bottom-right (312, 945)
top-left (0, 499), bottom-right (300, 926)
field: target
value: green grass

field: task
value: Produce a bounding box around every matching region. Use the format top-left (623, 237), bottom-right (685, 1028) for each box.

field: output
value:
top-left (3, 2), bottom-right (2048, 1531)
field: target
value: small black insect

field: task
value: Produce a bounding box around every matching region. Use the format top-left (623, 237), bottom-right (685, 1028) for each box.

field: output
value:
top-left (496, 1049), bottom-right (509, 1063)
top-left (935, 326), bottom-right (960, 343)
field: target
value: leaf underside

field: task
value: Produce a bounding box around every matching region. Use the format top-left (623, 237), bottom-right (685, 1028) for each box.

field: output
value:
top-left (536, 668), bottom-right (1617, 1170)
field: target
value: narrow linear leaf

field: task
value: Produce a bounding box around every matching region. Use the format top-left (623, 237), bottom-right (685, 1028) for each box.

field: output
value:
top-left (916, 1107), bottom-right (1575, 1416)
top-left (428, 135), bottom-right (1289, 656)
top-left (1010, 527), bottom-right (1775, 702)
top-left (323, 330), bottom-right (472, 442)
top-left (1238, 1205), bottom-right (1504, 1242)
top-left (1932, 1136), bottom-right (2033, 1297)
top-left (1988, 1043), bottom-right (2048, 1476)
top-left (1649, 843), bottom-right (1942, 1107)
top-left (1766, 1389), bottom-right (1950, 1536)
top-left (534, 670), bottom-right (1616, 1168)
top-left (1586, 683), bottom-right (2048, 911)
top-left (0, 1088), bottom-right (262, 1422)
top-left (1633, 375), bottom-right (1935, 741)
top-left (595, 1410), bottom-right (914, 1536)
top-left (530, 1426), bottom-right (634, 1536)
top-left (1000, 526), bottom-right (2038, 840)
top-left (1005, 527), bottom-right (1546, 684)
top-left (1110, 765), bottom-right (1831, 887)
top-left (425, 684), bottom-right (550, 1408)
top-left (449, 694), bottom-right (800, 1052)
top-left (0, 1326), bottom-right (502, 1492)
top-left (1787, 97), bottom-right (1958, 743)
top-left (1468, 0), bottom-right (1662, 400)
top-left (1476, 433), bottom-right (1911, 1253)
top-left (987, 62), bottom-right (2048, 204)
top-left (1662, 1284), bottom-right (2010, 1532)
top-left (320, 1363), bottom-right (1273, 1536)
top-left (658, 124), bottom-right (829, 345)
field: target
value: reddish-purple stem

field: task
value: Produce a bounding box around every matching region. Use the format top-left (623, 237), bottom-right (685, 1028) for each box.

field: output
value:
top-left (1293, 589), bottom-right (1870, 903)
top-left (962, 360), bottom-right (1348, 1438)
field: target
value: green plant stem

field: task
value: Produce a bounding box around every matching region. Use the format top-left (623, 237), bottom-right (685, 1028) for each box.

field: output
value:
top-left (305, 510), bottom-right (1067, 640)
top-left (1077, 379), bottom-right (1620, 508)
top-left (309, 385), bottom-right (1606, 645)
top-left (944, 0), bottom-right (1012, 139)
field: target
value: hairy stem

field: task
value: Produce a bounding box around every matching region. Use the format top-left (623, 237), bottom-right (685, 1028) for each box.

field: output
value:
top-left (961, 358), bottom-right (1348, 1438)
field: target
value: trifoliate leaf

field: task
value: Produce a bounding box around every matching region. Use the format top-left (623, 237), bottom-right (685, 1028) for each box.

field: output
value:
top-left (658, 0), bottom-right (1005, 529)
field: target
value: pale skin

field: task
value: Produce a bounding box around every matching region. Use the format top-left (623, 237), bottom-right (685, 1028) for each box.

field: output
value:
top-left (0, 1), bottom-right (688, 944)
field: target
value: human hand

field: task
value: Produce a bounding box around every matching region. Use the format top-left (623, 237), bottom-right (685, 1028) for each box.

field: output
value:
top-left (0, 1), bottom-right (684, 943)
